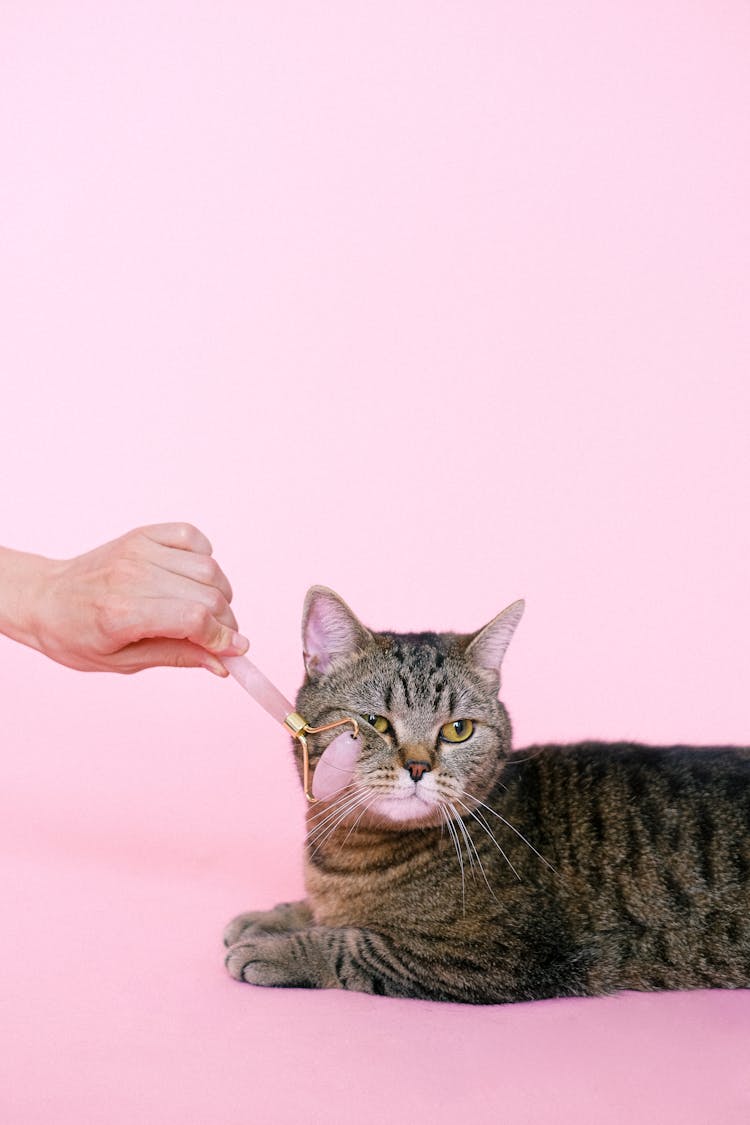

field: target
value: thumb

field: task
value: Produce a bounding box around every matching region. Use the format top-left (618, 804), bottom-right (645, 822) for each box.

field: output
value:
top-left (110, 638), bottom-right (229, 676)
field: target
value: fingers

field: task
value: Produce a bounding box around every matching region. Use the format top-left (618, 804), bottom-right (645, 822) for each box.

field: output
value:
top-left (144, 541), bottom-right (234, 605)
top-left (133, 561), bottom-right (239, 631)
top-left (178, 601), bottom-right (249, 654)
top-left (101, 596), bottom-right (249, 655)
top-left (139, 522), bottom-right (213, 556)
top-left (101, 552), bottom-right (238, 632)
top-left (109, 638), bottom-right (230, 676)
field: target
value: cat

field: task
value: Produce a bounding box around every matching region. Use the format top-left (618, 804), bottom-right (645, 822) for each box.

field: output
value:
top-left (224, 587), bottom-right (750, 1004)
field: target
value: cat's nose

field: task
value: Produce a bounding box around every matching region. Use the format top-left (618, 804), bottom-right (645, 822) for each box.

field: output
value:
top-left (405, 759), bottom-right (432, 782)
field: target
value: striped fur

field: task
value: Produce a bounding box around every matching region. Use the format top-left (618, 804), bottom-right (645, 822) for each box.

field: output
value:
top-left (225, 591), bottom-right (750, 1004)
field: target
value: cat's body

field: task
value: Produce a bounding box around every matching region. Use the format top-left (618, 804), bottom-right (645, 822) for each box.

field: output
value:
top-left (225, 592), bottom-right (750, 1004)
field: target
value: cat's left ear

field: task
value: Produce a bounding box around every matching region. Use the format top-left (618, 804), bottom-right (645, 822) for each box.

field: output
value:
top-left (465, 599), bottom-right (525, 682)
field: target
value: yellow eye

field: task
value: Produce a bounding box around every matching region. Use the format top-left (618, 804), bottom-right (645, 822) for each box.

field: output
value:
top-left (439, 719), bottom-right (474, 744)
top-left (363, 714), bottom-right (391, 735)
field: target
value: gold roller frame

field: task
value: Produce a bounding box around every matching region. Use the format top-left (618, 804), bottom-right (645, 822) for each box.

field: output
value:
top-left (283, 712), bottom-right (360, 803)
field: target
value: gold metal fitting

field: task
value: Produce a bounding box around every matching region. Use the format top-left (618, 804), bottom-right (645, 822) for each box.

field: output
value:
top-left (283, 713), bottom-right (360, 803)
top-left (282, 712), bottom-right (308, 737)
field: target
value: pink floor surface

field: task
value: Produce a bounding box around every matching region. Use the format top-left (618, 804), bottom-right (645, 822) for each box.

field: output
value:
top-left (2, 655), bottom-right (749, 1125)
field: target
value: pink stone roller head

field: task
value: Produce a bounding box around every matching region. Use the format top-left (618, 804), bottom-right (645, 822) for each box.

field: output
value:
top-left (223, 654), bottom-right (361, 802)
top-left (310, 729), bottom-right (361, 801)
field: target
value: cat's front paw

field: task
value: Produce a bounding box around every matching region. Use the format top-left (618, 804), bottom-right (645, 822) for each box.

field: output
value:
top-left (223, 910), bottom-right (274, 947)
top-left (223, 900), bottom-right (313, 947)
top-left (225, 933), bottom-right (322, 989)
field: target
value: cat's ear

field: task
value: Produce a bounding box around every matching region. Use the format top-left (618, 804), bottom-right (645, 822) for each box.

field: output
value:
top-left (302, 586), bottom-right (373, 678)
top-left (465, 599), bottom-right (525, 681)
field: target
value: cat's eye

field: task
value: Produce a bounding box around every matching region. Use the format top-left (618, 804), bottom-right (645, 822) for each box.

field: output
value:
top-left (363, 714), bottom-right (391, 735)
top-left (439, 719), bottom-right (475, 744)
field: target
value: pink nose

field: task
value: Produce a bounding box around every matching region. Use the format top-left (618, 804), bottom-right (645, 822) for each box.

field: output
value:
top-left (405, 760), bottom-right (431, 782)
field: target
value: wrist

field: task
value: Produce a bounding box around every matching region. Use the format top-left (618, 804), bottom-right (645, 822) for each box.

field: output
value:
top-left (0, 547), bottom-right (58, 652)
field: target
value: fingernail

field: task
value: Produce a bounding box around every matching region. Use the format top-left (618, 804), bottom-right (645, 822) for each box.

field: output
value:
top-left (204, 657), bottom-right (229, 677)
top-left (231, 633), bottom-right (250, 654)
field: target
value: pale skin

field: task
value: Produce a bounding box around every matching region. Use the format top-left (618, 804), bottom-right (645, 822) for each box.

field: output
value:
top-left (0, 522), bottom-right (249, 676)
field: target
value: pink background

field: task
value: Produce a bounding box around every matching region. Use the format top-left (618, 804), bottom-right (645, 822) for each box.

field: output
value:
top-left (1, 2), bottom-right (749, 1122)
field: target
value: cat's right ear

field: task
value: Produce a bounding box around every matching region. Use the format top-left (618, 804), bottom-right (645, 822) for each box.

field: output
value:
top-left (302, 586), bottom-right (373, 679)
top-left (465, 599), bottom-right (525, 685)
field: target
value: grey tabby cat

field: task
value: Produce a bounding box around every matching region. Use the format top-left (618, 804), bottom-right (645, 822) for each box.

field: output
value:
top-left (225, 587), bottom-right (750, 1003)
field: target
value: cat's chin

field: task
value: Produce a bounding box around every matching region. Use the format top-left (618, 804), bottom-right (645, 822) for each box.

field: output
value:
top-left (366, 793), bottom-right (440, 825)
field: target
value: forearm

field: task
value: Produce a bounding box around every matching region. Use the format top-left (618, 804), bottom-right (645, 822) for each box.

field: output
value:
top-left (0, 546), bottom-right (55, 651)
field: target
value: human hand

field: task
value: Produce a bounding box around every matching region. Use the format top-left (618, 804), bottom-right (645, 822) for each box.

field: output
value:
top-left (18, 523), bottom-right (248, 675)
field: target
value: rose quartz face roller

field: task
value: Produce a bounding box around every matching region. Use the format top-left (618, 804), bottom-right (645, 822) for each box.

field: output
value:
top-left (222, 655), bottom-right (360, 802)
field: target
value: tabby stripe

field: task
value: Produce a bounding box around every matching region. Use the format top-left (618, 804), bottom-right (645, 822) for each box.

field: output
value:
top-left (398, 672), bottom-right (412, 708)
top-left (357, 933), bottom-right (410, 985)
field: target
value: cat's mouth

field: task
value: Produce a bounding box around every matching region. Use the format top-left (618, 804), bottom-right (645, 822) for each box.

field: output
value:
top-left (367, 788), bottom-right (439, 824)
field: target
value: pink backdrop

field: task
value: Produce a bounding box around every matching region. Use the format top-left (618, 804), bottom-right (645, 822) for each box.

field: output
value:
top-left (1, 2), bottom-right (749, 1122)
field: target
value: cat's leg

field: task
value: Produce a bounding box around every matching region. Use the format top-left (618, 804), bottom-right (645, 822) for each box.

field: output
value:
top-left (223, 900), bottom-right (314, 947)
top-left (225, 926), bottom-right (422, 997)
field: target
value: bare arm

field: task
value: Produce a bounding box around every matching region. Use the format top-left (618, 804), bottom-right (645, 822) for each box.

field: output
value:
top-left (0, 523), bottom-right (248, 676)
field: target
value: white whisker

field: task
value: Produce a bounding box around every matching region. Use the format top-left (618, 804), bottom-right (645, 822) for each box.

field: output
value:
top-left (448, 800), bottom-right (500, 899)
top-left (463, 789), bottom-right (556, 873)
top-left (340, 796), bottom-right (379, 848)
top-left (453, 796), bottom-right (520, 884)
top-left (305, 792), bottom-right (362, 841)
top-left (306, 788), bottom-right (369, 839)
top-left (450, 802), bottom-right (477, 878)
top-left (440, 804), bottom-right (466, 915)
top-left (306, 785), bottom-right (359, 827)
top-left (307, 794), bottom-right (374, 858)
top-left (306, 789), bottom-right (370, 848)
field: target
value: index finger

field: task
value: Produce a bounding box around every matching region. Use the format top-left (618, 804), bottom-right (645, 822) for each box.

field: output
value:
top-left (140, 523), bottom-right (213, 555)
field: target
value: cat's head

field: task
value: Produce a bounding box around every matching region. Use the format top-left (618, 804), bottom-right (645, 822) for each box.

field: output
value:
top-left (294, 587), bottom-right (524, 829)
